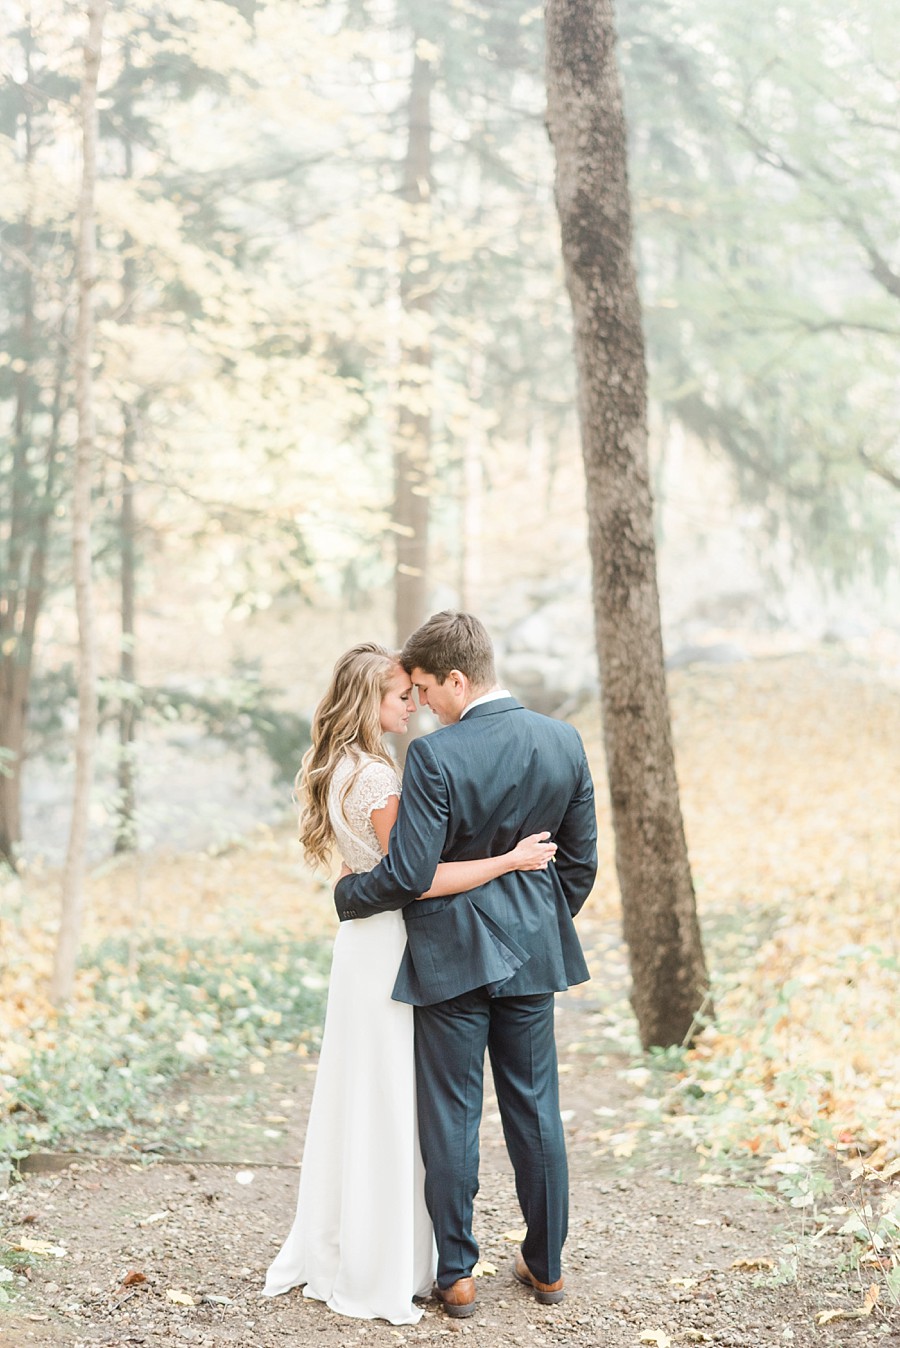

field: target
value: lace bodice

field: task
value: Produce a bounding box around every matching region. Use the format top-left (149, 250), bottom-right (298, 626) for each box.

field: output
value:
top-left (328, 752), bottom-right (401, 873)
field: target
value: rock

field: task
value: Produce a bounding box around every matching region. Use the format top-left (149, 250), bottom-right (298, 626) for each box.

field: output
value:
top-left (665, 642), bottom-right (749, 671)
top-left (822, 619), bottom-right (870, 643)
top-left (497, 596), bottom-right (598, 715)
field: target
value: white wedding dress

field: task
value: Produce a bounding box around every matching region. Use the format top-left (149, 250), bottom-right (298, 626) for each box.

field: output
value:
top-left (263, 752), bottom-right (436, 1324)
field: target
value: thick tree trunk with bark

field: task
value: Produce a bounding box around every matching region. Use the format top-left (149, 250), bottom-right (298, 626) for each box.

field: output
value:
top-left (545, 0), bottom-right (710, 1048)
top-left (393, 43), bottom-right (434, 647)
top-left (51, 0), bottom-right (107, 1005)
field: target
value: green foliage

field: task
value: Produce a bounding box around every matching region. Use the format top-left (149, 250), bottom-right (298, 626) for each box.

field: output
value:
top-left (129, 661), bottom-right (310, 783)
top-left (1, 932), bottom-right (330, 1159)
top-left (23, 666), bottom-right (77, 758)
top-left (22, 663), bottom-right (308, 783)
top-left (838, 1195), bottom-right (900, 1260)
top-left (0, 1244), bottom-right (35, 1306)
top-left (620, 0), bottom-right (900, 580)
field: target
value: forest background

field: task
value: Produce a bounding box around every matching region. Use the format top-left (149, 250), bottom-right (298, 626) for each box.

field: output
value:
top-left (1, 0), bottom-right (899, 1320)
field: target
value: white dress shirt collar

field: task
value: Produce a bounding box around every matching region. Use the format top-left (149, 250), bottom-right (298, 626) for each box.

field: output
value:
top-left (460, 688), bottom-right (512, 719)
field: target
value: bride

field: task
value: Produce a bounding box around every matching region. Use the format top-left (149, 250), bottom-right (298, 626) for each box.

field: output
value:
top-left (263, 643), bottom-right (556, 1325)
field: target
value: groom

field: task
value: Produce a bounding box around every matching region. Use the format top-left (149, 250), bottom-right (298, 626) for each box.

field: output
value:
top-left (334, 611), bottom-right (597, 1316)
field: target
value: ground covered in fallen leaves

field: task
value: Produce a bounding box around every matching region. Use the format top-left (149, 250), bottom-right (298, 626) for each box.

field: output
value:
top-left (2, 1001), bottom-right (897, 1348)
top-left (2, 649), bottom-right (899, 1343)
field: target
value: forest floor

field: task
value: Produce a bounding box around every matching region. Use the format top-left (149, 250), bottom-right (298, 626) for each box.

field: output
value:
top-left (1, 988), bottom-right (897, 1348)
top-left (2, 649), bottom-right (900, 1347)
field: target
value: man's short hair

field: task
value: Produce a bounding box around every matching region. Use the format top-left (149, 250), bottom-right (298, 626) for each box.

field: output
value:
top-left (401, 611), bottom-right (496, 688)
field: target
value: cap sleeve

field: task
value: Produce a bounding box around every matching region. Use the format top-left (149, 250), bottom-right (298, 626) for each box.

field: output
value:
top-left (348, 758), bottom-right (402, 821)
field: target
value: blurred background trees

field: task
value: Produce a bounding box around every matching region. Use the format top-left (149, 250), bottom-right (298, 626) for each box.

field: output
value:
top-left (622, 0), bottom-right (900, 580)
top-left (1, 0), bottom-right (898, 872)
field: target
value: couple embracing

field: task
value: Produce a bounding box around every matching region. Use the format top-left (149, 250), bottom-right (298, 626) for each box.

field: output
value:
top-left (263, 611), bottom-right (598, 1324)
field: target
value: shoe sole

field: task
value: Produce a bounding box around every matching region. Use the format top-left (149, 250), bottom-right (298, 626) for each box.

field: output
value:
top-left (438, 1298), bottom-right (477, 1318)
top-left (513, 1266), bottom-right (565, 1304)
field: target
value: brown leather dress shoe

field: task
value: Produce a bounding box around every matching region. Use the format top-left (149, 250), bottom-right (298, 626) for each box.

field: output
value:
top-left (435, 1276), bottom-right (477, 1318)
top-left (513, 1250), bottom-right (565, 1304)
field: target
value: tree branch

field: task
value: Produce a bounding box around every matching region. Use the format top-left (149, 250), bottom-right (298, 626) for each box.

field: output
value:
top-left (859, 448), bottom-right (900, 492)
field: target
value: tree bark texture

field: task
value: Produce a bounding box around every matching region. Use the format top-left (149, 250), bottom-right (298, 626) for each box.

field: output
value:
top-left (393, 43), bottom-right (434, 647)
top-left (51, 0), bottom-right (107, 1004)
top-left (545, 0), bottom-right (710, 1047)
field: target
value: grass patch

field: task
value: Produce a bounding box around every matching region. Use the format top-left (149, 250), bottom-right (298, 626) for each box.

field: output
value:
top-left (1, 932), bottom-right (330, 1163)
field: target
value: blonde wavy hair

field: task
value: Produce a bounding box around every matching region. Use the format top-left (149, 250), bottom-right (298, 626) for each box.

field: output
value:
top-left (297, 643), bottom-right (399, 868)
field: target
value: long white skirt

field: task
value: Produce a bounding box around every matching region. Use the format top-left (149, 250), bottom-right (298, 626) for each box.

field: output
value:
top-left (263, 910), bottom-right (436, 1324)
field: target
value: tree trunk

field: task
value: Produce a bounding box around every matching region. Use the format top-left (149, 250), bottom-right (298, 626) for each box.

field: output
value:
top-left (393, 41), bottom-right (434, 647)
top-left (0, 18), bottom-right (70, 867)
top-left (545, 0), bottom-right (711, 1048)
top-left (0, 404), bottom-right (62, 864)
top-left (51, 0), bottom-right (107, 1005)
top-left (0, 23), bottom-right (36, 867)
top-left (459, 354), bottom-right (486, 611)
top-left (115, 197), bottom-right (139, 854)
top-left (0, 671), bottom-right (26, 864)
top-left (115, 403), bottom-right (138, 852)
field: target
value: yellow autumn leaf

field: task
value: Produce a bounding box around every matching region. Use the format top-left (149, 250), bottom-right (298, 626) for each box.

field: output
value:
top-left (610, 1132), bottom-right (638, 1158)
top-left (472, 1260), bottom-right (497, 1277)
top-left (166, 1289), bottom-right (195, 1307)
top-left (730, 1257), bottom-right (774, 1272)
top-left (816, 1288), bottom-right (878, 1327)
top-left (501, 1227), bottom-right (527, 1242)
top-left (10, 1238), bottom-right (67, 1258)
top-left (639, 1332), bottom-right (671, 1348)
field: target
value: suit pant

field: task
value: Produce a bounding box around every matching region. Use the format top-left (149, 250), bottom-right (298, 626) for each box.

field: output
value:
top-left (413, 989), bottom-right (568, 1288)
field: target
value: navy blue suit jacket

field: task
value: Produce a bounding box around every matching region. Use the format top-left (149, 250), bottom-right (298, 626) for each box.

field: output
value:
top-left (333, 697), bottom-right (597, 1006)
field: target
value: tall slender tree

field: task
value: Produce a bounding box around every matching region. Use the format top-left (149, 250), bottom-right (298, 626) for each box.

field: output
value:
top-left (113, 128), bottom-right (138, 854)
top-left (393, 38), bottom-right (435, 646)
top-left (0, 12), bottom-right (74, 865)
top-left (51, 0), bottom-right (107, 1005)
top-left (115, 400), bottom-right (138, 853)
top-left (545, 0), bottom-right (710, 1048)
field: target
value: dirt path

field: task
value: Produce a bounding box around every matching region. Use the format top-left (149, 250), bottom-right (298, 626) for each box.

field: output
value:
top-left (1, 1000), bottom-right (892, 1348)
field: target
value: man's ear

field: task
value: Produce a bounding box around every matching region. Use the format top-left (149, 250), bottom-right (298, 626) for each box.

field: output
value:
top-left (448, 670), bottom-right (467, 696)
